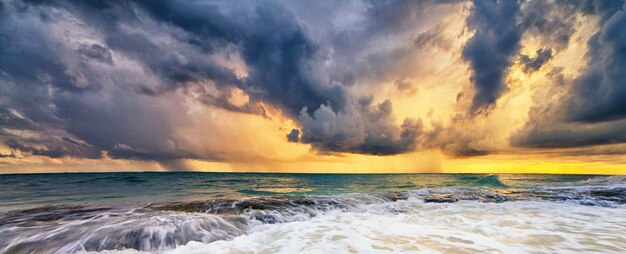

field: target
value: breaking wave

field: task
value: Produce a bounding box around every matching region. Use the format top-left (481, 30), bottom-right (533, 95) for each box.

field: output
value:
top-left (1, 179), bottom-right (625, 253)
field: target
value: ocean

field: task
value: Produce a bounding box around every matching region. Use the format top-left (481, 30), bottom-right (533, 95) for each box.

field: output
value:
top-left (0, 173), bottom-right (624, 253)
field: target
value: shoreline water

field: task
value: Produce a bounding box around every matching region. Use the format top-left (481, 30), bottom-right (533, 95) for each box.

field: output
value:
top-left (1, 173), bottom-right (625, 253)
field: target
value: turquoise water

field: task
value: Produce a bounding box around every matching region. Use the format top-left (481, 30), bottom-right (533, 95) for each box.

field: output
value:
top-left (0, 173), bottom-right (625, 253)
top-left (0, 173), bottom-right (607, 211)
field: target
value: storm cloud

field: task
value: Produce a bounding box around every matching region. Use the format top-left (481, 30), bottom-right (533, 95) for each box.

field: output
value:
top-left (565, 3), bottom-right (626, 122)
top-left (0, 0), bottom-right (433, 162)
top-left (297, 98), bottom-right (422, 155)
top-left (511, 0), bottom-right (626, 151)
top-left (520, 48), bottom-right (553, 73)
top-left (1, 0), bottom-right (626, 168)
top-left (77, 43), bottom-right (113, 65)
top-left (461, 0), bottom-right (587, 113)
top-left (462, 0), bottom-right (522, 113)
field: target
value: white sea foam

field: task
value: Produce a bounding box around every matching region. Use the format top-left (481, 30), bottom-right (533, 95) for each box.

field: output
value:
top-left (547, 175), bottom-right (626, 190)
top-left (88, 200), bottom-right (626, 254)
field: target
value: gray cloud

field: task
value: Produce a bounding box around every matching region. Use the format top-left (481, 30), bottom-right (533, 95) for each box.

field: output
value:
top-left (461, 0), bottom-right (591, 114)
top-left (521, 0), bottom-right (580, 49)
top-left (462, 0), bottom-right (523, 113)
top-left (0, 0), bottom-right (218, 161)
top-left (297, 98), bottom-right (422, 155)
top-left (0, 0), bottom-right (432, 163)
top-left (511, 0), bottom-right (626, 152)
top-left (511, 86), bottom-right (626, 149)
top-left (286, 129), bottom-right (300, 143)
top-left (5, 138), bottom-right (102, 159)
top-left (520, 48), bottom-right (553, 73)
top-left (511, 120), bottom-right (626, 149)
top-left (2, 0), bottom-right (625, 164)
top-left (77, 43), bottom-right (113, 65)
top-left (565, 2), bottom-right (626, 122)
top-left (414, 25), bottom-right (453, 51)
top-left (419, 116), bottom-right (492, 157)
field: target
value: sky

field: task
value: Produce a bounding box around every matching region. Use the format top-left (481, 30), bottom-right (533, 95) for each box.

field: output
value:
top-left (0, 0), bottom-right (625, 174)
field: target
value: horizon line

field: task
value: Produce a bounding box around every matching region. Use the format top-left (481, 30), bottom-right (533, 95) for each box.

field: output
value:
top-left (0, 170), bottom-right (621, 176)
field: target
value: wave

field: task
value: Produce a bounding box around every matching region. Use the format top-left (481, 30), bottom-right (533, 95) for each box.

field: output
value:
top-left (1, 182), bottom-right (625, 253)
top-left (0, 207), bottom-right (248, 253)
top-left (578, 175), bottom-right (626, 187)
top-left (66, 175), bottom-right (148, 185)
top-left (142, 201), bottom-right (626, 254)
top-left (73, 200), bottom-right (626, 254)
top-left (2, 174), bottom-right (626, 253)
top-left (236, 189), bottom-right (316, 195)
top-left (460, 174), bottom-right (508, 188)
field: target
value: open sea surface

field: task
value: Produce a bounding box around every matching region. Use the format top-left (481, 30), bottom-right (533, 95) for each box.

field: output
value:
top-left (0, 173), bottom-right (625, 253)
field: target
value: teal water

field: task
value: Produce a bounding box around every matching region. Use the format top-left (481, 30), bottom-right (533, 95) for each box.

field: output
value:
top-left (0, 173), bottom-right (625, 253)
top-left (0, 172), bottom-right (609, 211)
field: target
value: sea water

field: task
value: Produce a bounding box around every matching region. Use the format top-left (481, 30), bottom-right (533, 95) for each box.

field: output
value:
top-left (0, 173), bottom-right (624, 253)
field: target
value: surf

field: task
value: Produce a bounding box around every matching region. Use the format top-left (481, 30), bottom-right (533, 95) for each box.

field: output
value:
top-left (1, 174), bottom-right (625, 253)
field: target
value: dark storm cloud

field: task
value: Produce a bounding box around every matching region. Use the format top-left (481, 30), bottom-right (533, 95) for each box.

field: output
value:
top-left (521, 0), bottom-right (580, 49)
top-left (461, 0), bottom-right (590, 114)
top-left (0, 109), bottom-right (37, 131)
top-left (511, 1), bottom-right (626, 152)
top-left (297, 98), bottom-right (422, 155)
top-left (511, 120), bottom-right (626, 148)
top-left (0, 0), bottom-right (429, 162)
top-left (234, 4), bottom-right (348, 117)
top-left (51, 89), bottom-right (207, 161)
top-left (101, 0), bottom-right (426, 156)
top-left (300, 0), bottom-right (455, 89)
top-left (123, 0), bottom-right (347, 116)
top-left (5, 0), bottom-right (623, 163)
top-left (0, 20), bottom-right (90, 94)
top-left (0, 0), bottom-right (230, 162)
top-left (76, 44), bottom-right (113, 65)
top-left (565, 3), bottom-right (626, 122)
top-left (563, 0), bottom-right (624, 23)
top-left (462, 0), bottom-right (522, 113)
top-left (278, 0), bottom-right (478, 156)
top-left (286, 129), bottom-right (300, 143)
top-left (520, 48), bottom-right (553, 73)
top-left (5, 138), bottom-right (102, 159)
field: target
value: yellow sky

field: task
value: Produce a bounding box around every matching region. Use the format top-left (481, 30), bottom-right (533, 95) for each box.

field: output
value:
top-left (2, 97), bottom-right (625, 175)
